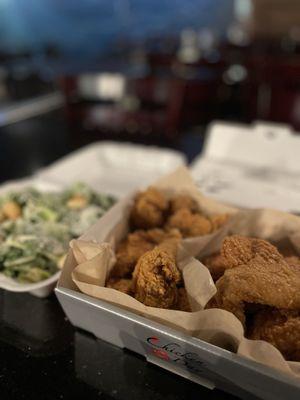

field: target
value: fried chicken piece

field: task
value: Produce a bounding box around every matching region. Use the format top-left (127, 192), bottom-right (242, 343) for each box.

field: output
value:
top-left (166, 208), bottom-right (212, 238)
top-left (203, 235), bottom-right (286, 282)
top-left (210, 214), bottom-right (229, 230)
top-left (112, 232), bottom-right (154, 278)
top-left (130, 187), bottom-right (168, 229)
top-left (170, 195), bottom-right (199, 214)
top-left (248, 308), bottom-right (300, 361)
top-left (176, 287), bottom-right (191, 312)
top-left (106, 278), bottom-right (133, 295)
top-left (202, 252), bottom-right (228, 281)
top-left (144, 228), bottom-right (182, 244)
top-left (111, 228), bottom-right (182, 278)
top-left (221, 235), bottom-right (283, 268)
top-left (132, 239), bottom-right (181, 308)
top-left (212, 237), bottom-right (300, 325)
top-left (285, 256), bottom-right (300, 272)
top-left (202, 236), bottom-right (251, 282)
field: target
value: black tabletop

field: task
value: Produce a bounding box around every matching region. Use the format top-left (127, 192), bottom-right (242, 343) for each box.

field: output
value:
top-left (0, 109), bottom-right (238, 400)
top-left (0, 290), bottom-right (240, 400)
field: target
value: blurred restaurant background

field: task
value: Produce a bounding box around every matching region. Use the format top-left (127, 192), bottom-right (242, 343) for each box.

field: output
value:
top-left (1, 0), bottom-right (300, 182)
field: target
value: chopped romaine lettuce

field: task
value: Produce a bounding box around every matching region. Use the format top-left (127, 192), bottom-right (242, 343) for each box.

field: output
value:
top-left (0, 183), bottom-right (115, 283)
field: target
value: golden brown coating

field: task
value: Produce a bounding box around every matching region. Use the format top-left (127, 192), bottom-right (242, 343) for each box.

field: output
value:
top-left (112, 233), bottom-right (154, 278)
top-left (106, 278), bottom-right (133, 295)
top-left (176, 287), bottom-right (191, 312)
top-left (111, 228), bottom-right (182, 278)
top-left (220, 235), bottom-right (253, 268)
top-left (170, 195), bottom-right (199, 214)
top-left (130, 187), bottom-right (168, 229)
top-left (144, 228), bottom-right (182, 244)
top-left (210, 214), bottom-right (229, 231)
top-left (285, 256), bottom-right (300, 272)
top-left (132, 240), bottom-right (181, 308)
top-left (221, 235), bottom-right (283, 268)
top-left (201, 252), bottom-right (228, 282)
top-left (203, 235), bottom-right (285, 282)
top-left (248, 308), bottom-right (300, 361)
top-left (166, 208), bottom-right (212, 238)
top-left (211, 236), bottom-right (300, 325)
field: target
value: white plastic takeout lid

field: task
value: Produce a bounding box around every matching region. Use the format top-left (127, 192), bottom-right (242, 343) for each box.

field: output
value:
top-left (191, 121), bottom-right (300, 212)
top-left (37, 141), bottom-right (187, 197)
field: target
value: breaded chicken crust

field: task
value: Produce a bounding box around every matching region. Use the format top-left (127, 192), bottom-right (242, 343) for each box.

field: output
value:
top-left (249, 308), bottom-right (300, 361)
top-left (130, 187), bottom-right (168, 229)
top-left (132, 240), bottom-right (181, 308)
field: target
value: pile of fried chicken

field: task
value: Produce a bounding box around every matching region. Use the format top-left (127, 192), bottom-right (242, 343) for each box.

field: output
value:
top-left (104, 186), bottom-right (300, 361)
top-left (203, 235), bottom-right (300, 361)
top-left (106, 187), bottom-right (228, 311)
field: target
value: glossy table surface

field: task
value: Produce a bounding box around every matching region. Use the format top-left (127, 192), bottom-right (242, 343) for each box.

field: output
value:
top-left (0, 290), bottom-right (239, 400)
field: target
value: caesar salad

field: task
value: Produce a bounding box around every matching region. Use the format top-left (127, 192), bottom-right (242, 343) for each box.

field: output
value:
top-left (0, 183), bottom-right (115, 283)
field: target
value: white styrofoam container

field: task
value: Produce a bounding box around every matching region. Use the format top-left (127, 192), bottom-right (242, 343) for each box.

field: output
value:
top-left (0, 178), bottom-right (63, 297)
top-left (191, 121), bottom-right (300, 213)
top-left (0, 270), bottom-right (60, 298)
top-left (37, 141), bottom-right (187, 197)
